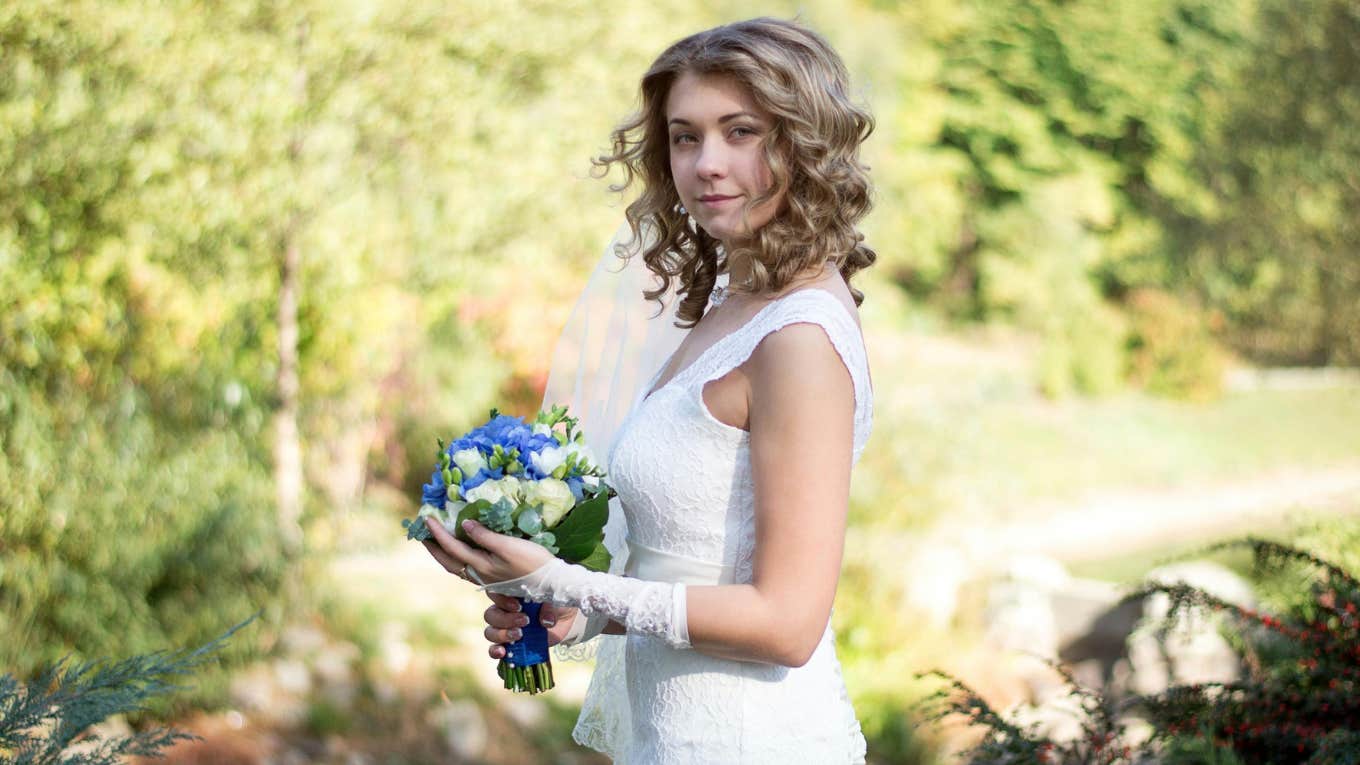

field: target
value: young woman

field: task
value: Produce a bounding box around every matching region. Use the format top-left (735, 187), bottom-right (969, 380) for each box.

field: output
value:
top-left (422, 17), bottom-right (876, 763)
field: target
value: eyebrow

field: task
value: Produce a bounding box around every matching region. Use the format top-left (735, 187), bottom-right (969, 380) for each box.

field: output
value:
top-left (667, 111), bottom-right (762, 127)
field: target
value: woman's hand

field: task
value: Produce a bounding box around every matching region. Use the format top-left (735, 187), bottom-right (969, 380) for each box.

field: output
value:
top-left (421, 517), bottom-right (555, 585)
top-left (482, 592), bottom-right (579, 659)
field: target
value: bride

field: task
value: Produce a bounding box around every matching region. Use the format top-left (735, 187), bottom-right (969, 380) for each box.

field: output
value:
top-left (422, 16), bottom-right (876, 764)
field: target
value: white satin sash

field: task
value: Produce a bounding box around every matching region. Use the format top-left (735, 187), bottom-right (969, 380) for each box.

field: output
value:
top-left (624, 538), bottom-right (737, 585)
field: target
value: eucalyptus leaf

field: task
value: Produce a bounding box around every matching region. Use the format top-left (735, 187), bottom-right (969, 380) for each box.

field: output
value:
top-left (517, 506), bottom-right (544, 536)
top-left (480, 499), bottom-right (515, 533)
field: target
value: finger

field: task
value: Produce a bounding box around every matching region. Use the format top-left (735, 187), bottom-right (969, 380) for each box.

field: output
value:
top-left (484, 604), bottom-right (531, 630)
top-left (486, 591), bottom-right (522, 612)
top-left (421, 539), bottom-right (467, 575)
top-left (484, 624), bottom-right (523, 645)
top-left (425, 517), bottom-right (496, 572)
top-left (538, 603), bottom-right (559, 628)
top-left (488, 644), bottom-right (507, 660)
top-left (457, 519), bottom-right (509, 558)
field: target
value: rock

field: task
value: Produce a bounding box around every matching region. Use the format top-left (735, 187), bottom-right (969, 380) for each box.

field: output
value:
top-left (229, 664), bottom-right (306, 727)
top-left (428, 699), bottom-right (488, 760)
top-left (983, 555), bottom-right (1072, 660)
top-left (1126, 561), bottom-right (1255, 695)
top-left (1006, 693), bottom-right (1086, 743)
top-left (273, 658), bottom-right (312, 696)
top-left (1004, 555), bottom-right (1072, 592)
top-left (380, 622), bottom-right (413, 675)
top-left (1056, 579), bottom-right (1143, 688)
top-left (503, 696), bottom-right (547, 728)
top-left (280, 624), bottom-right (328, 657)
top-left (900, 543), bottom-right (971, 628)
top-left (313, 641), bottom-right (360, 707)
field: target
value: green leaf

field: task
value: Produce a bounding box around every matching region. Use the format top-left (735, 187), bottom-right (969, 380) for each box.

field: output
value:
top-left (517, 506), bottom-right (543, 536)
top-left (402, 516), bottom-right (433, 542)
top-left (551, 492), bottom-right (609, 561)
top-left (454, 500), bottom-right (490, 543)
top-left (479, 498), bottom-right (515, 533)
top-left (574, 540), bottom-right (612, 572)
top-left (529, 531), bottom-right (559, 555)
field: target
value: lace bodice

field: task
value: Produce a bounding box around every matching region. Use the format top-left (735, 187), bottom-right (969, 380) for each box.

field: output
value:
top-left (571, 287), bottom-right (872, 764)
top-left (609, 288), bottom-right (873, 578)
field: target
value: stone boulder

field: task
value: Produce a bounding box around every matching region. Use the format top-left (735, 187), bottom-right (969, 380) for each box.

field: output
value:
top-left (1126, 561), bottom-right (1255, 695)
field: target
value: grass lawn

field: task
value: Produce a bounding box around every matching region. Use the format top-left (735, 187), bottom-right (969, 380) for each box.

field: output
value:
top-left (851, 301), bottom-right (1360, 530)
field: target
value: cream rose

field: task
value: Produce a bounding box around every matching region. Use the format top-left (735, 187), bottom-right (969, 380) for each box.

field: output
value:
top-left (524, 478), bottom-right (576, 528)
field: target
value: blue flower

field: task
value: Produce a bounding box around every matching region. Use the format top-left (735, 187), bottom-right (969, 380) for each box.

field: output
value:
top-left (483, 414), bottom-right (530, 444)
top-left (517, 431), bottom-right (558, 454)
top-left (460, 466), bottom-right (506, 497)
top-left (566, 475), bottom-right (584, 503)
top-left (466, 431), bottom-right (496, 453)
top-left (461, 469), bottom-right (489, 493)
top-left (445, 435), bottom-right (479, 456)
top-left (421, 468), bottom-right (447, 507)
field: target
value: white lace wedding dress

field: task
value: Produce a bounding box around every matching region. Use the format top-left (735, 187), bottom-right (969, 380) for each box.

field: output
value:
top-left (571, 287), bottom-right (872, 764)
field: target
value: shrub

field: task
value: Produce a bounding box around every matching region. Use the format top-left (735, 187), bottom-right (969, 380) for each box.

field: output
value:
top-left (1123, 288), bottom-right (1227, 401)
top-left (0, 619), bottom-right (250, 764)
top-left (0, 375), bottom-right (284, 703)
top-left (919, 539), bottom-right (1360, 764)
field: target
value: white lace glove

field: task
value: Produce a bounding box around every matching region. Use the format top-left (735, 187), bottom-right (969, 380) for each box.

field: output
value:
top-left (482, 559), bottom-right (691, 649)
top-left (556, 609), bottom-right (607, 647)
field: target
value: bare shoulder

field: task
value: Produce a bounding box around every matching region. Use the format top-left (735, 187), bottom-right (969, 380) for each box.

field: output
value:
top-left (745, 315), bottom-right (855, 401)
top-left (740, 265), bottom-right (865, 400)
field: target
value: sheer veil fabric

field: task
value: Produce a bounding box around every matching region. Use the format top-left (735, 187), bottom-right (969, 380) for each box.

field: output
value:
top-left (537, 220), bottom-right (699, 751)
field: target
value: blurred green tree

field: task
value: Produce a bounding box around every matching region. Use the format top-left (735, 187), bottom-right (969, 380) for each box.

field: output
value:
top-left (1163, 0), bottom-right (1360, 365)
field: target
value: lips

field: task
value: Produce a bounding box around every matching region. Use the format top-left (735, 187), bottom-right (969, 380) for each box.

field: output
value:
top-left (698, 194), bottom-right (739, 206)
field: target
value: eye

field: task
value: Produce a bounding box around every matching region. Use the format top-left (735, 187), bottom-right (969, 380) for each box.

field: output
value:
top-left (670, 133), bottom-right (697, 146)
top-left (730, 125), bottom-right (759, 139)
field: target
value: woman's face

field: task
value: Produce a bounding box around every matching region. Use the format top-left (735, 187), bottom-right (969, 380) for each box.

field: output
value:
top-left (665, 72), bottom-right (784, 249)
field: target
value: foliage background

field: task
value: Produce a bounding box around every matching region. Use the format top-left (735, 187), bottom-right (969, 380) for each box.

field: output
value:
top-left (1, 0), bottom-right (1357, 761)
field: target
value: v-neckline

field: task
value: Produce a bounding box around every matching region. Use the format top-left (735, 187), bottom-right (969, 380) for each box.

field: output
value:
top-left (640, 297), bottom-right (788, 405)
top-left (640, 285), bottom-right (857, 405)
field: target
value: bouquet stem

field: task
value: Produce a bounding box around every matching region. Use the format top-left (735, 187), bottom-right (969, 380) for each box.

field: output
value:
top-left (496, 599), bottom-right (555, 694)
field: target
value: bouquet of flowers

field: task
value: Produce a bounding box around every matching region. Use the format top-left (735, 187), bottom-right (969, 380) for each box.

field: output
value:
top-left (403, 405), bottom-right (612, 694)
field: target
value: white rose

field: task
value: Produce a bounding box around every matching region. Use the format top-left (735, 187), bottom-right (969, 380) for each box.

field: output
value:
top-left (525, 478), bottom-right (576, 528)
top-left (452, 447), bottom-right (487, 477)
top-left (497, 476), bottom-right (526, 503)
top-left (565, 440), bottom-right (598, 471)
top-left (530, 445), bottom-right (567, 477)
top-left (464, 476), bottom-right (521, 506)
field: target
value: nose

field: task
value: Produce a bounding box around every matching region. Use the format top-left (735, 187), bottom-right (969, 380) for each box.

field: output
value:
top-left (694, 140), bottom-right (727, 181)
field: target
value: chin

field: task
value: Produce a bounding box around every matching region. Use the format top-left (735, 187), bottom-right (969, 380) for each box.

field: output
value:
top-left (695, 218), bottom-right (742, 244)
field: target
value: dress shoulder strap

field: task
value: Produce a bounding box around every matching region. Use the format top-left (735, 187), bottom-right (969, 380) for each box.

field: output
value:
top-left (692, 288), bottom-right (874, 461)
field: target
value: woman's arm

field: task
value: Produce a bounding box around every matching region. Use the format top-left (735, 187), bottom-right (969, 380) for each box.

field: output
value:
top-left (687, 322), bottom-right (854, 666)
top-left (440, 322), bottom-right (854, 667)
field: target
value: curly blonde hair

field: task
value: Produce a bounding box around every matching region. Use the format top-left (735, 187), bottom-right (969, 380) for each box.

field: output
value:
top-left (595, 17), bottom-right (876, 327)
